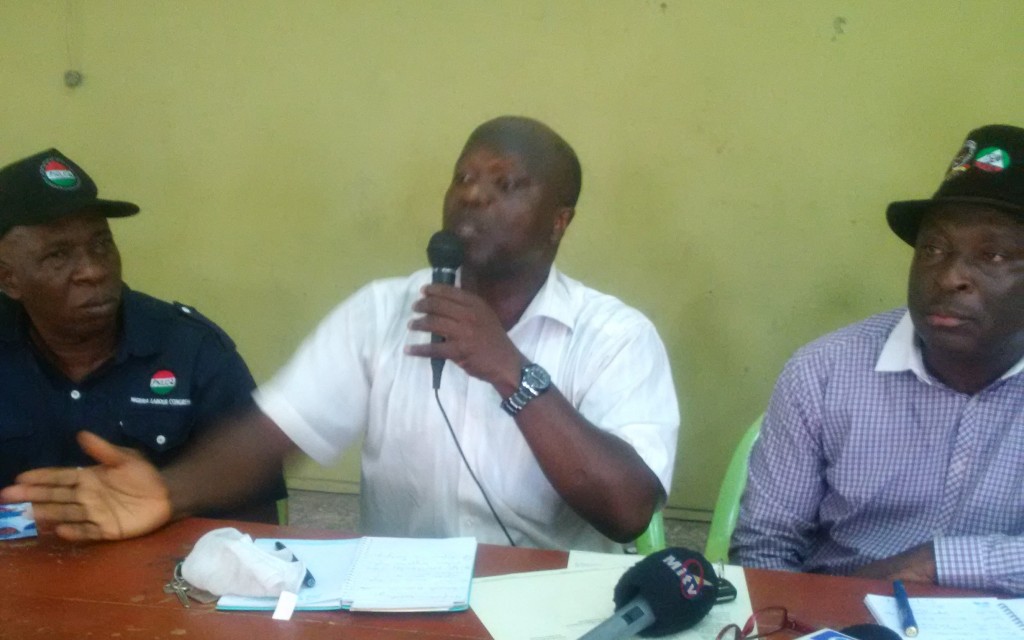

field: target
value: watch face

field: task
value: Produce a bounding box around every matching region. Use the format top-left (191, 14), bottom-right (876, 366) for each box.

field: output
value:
top-left (522, 364), bottom-right (550, 391)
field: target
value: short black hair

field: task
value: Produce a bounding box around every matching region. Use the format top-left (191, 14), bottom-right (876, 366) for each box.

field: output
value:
top-left (463, 116), bottom-right (582, 207)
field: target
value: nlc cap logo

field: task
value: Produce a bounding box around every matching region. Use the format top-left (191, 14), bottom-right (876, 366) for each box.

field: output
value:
top-left (150, 370), bottom-right (176, 396)
top-left (39, 159), bottom-right (80, 190)
top-left (974, 146), bottom-right (1011, 173)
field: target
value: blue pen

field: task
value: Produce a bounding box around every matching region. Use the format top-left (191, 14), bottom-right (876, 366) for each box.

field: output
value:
top-left (275, 541), bottom-right (316, 588)
top-left (892, 580), bottom-right (918, 637)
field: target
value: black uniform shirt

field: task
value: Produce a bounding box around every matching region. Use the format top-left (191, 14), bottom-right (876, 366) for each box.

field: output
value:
top-left (0, 287), bottom-right (286, 520)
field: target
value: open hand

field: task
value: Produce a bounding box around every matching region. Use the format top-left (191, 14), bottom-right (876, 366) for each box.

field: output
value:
top-left (0, 431), bottom-right (172, 541)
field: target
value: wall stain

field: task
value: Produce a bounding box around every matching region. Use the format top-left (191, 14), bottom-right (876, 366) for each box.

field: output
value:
top-left (832, 17), bottom-right (847, 42)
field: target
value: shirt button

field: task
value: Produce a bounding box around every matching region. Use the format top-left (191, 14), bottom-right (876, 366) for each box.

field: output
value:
top-left (181, 306), bottom-right (192, 314)
top-left (70, 390), bottom-right (82, 400)
top-left (156, 435), bottom-right (167, 445)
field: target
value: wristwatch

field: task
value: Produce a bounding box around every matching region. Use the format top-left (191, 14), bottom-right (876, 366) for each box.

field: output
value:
top-left (501, 363), bottom-right (551, 416)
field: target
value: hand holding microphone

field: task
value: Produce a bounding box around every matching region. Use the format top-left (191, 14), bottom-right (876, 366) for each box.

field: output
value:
top-left (416, 230), bottom-right (523, 389)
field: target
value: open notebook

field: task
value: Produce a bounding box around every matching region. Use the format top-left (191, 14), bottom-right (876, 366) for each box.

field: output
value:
top-left (864, 594), bottom-right (1024, 639)
top-left (216, 536), bottom-right (477, 612)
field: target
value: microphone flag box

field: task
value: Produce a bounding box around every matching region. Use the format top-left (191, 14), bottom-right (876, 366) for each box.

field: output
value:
top-left (0, 502), bottom-right (37, 540)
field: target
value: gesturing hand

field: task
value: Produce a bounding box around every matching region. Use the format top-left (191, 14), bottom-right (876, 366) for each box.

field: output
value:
top-left (0, 431), bottom-right (173, 541)
top-left (406, 283), bottom-right (524, 392)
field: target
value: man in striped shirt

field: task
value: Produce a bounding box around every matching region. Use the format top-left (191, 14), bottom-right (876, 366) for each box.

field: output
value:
top-left (732, 124), bottom-right (1024, 594)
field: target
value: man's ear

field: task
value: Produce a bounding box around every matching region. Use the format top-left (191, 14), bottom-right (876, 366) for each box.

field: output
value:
top-left (549, 206), bottom-right (575, 246)
top-left (0, 257), bottom-right (21, 300)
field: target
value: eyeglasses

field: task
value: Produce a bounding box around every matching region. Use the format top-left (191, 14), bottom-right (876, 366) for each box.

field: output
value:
top-left (716, 606), bottom-right (818, 640)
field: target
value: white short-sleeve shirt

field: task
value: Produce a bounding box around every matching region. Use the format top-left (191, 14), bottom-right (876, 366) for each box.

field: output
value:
top-left (255, 266), bottom-right (679, 551)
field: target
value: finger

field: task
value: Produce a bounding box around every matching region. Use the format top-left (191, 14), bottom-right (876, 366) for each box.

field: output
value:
top-left (0, 485), bottom-right (29, 503)
top-left (408, 315), bottom-right (463, 337)
top-left (412, 295), bottom-right (470, 320)
top-left (4, 483), bottom-right (80, 506)
top-left (54, 521), bottom-right (107, 542)
top-left (30, 501), bottom-right (91, 523)
top-left (77, 430), bottom-right (138, 467)
top-left (12, 466), bottom-right (81, 487)
top-left (420, 283), bottom-right (475, 303)
top-left (405, 341), bottom-right (458, 360)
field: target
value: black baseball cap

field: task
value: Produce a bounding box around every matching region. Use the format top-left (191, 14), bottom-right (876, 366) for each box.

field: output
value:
top-left (0, 148), bottom-right (139, 238)
top-left (887, 124), bottom-right (1024, 245)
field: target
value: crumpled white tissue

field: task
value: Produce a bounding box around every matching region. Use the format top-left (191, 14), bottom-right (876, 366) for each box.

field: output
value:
top-left (181, 527), bottom-right (306, 597)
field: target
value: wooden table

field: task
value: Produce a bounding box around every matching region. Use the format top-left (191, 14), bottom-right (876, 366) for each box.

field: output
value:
top-left (0, 518), bottom-right (986, 639)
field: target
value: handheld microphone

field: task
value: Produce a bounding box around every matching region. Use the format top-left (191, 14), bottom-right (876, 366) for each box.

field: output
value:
top-left (426, 230), bottom-right (464, 389)
top-left (580, 547), bottom-right (720, 639)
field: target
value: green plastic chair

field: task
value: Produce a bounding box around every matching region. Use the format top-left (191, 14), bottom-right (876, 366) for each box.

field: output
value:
top-left (704, 414), bottom-right (763, 564)
top-left (634, 510), bottom-right (666, 555)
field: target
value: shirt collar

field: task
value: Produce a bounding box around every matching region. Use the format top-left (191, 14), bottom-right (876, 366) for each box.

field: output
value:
top-left (117, 286), bottom-right (162, 360)
top-left (875, 309), bottom-right (1024, 384)
top-left (0, 294), bottom-right (25, 342)
top-left (511, 265), bottom-right (577, 333)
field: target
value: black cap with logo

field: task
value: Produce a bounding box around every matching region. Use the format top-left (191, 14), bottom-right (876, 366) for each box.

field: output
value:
top-left (0, 148), bottom-right (139, 238)
top-left (887, 124), bottom-right (1024, 245)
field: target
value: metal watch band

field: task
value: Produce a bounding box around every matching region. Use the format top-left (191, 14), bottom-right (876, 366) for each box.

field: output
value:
top-left (501, 386), bottom-right (538, 416)
top-left (501, 363), bottom-right (550, 417)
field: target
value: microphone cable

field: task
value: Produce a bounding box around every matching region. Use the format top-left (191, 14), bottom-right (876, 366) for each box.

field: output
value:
top-left (433, 389), bottom-right (516, 547)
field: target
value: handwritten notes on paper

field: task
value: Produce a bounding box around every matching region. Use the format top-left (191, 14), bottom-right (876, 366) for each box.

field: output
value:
top-left (341, 536), bottom-right (477, 611)
top-left (864, 594), bottom-right (1024, 639)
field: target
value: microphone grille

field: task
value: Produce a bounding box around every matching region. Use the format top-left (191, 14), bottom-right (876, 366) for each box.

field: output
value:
top-left (427, 230), bottom-right (464, 269)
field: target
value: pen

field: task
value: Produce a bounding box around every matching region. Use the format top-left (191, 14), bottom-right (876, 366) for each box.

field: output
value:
top-left (892, 579), bottom-right (918, 637)
top-left (275, 541), bottom-right (316, 588)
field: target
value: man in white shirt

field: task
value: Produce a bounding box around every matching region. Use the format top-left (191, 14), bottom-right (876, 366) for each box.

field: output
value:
top-left (2, 116), bottom-right (679, 551)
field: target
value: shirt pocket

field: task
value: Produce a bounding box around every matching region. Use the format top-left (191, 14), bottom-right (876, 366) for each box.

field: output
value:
top-left (119, 409), bottom-right (192, 454)
top-left (0, 420), bottom-right (34, 450)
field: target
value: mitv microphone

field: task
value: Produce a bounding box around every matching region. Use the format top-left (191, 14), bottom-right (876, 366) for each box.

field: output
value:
top-left (580, 547), bottom-right (720, 639)
top-left (426, 230), bottom-right (464, 389)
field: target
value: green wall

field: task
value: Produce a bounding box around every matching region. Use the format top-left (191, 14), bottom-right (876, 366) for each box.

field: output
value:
top-left (3, 1), bottom-right (1023, 518)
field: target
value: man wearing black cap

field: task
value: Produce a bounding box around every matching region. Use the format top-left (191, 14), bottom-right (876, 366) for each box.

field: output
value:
top-left (0, 149), bottom-right (286, 523)
top-left (733, 125), bottom-right (1024, 594)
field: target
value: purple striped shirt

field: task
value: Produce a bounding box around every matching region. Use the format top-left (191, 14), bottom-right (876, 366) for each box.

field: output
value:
top-left (732, 309), bottom-right (1024, 594)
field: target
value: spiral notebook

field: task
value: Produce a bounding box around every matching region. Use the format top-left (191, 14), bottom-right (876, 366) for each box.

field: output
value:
top-left (216, 536), bottom-right (477, 613)
top-left (864, 594), bottom-right (1024, 639)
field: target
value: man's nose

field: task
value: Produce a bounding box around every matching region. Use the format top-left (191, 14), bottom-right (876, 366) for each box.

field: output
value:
top-left (71, 250), bottom-right (115, 282)
top-left (935, 255), bottom-right (973, 292)
top-left (458, 179), bottom-right (494, 207)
